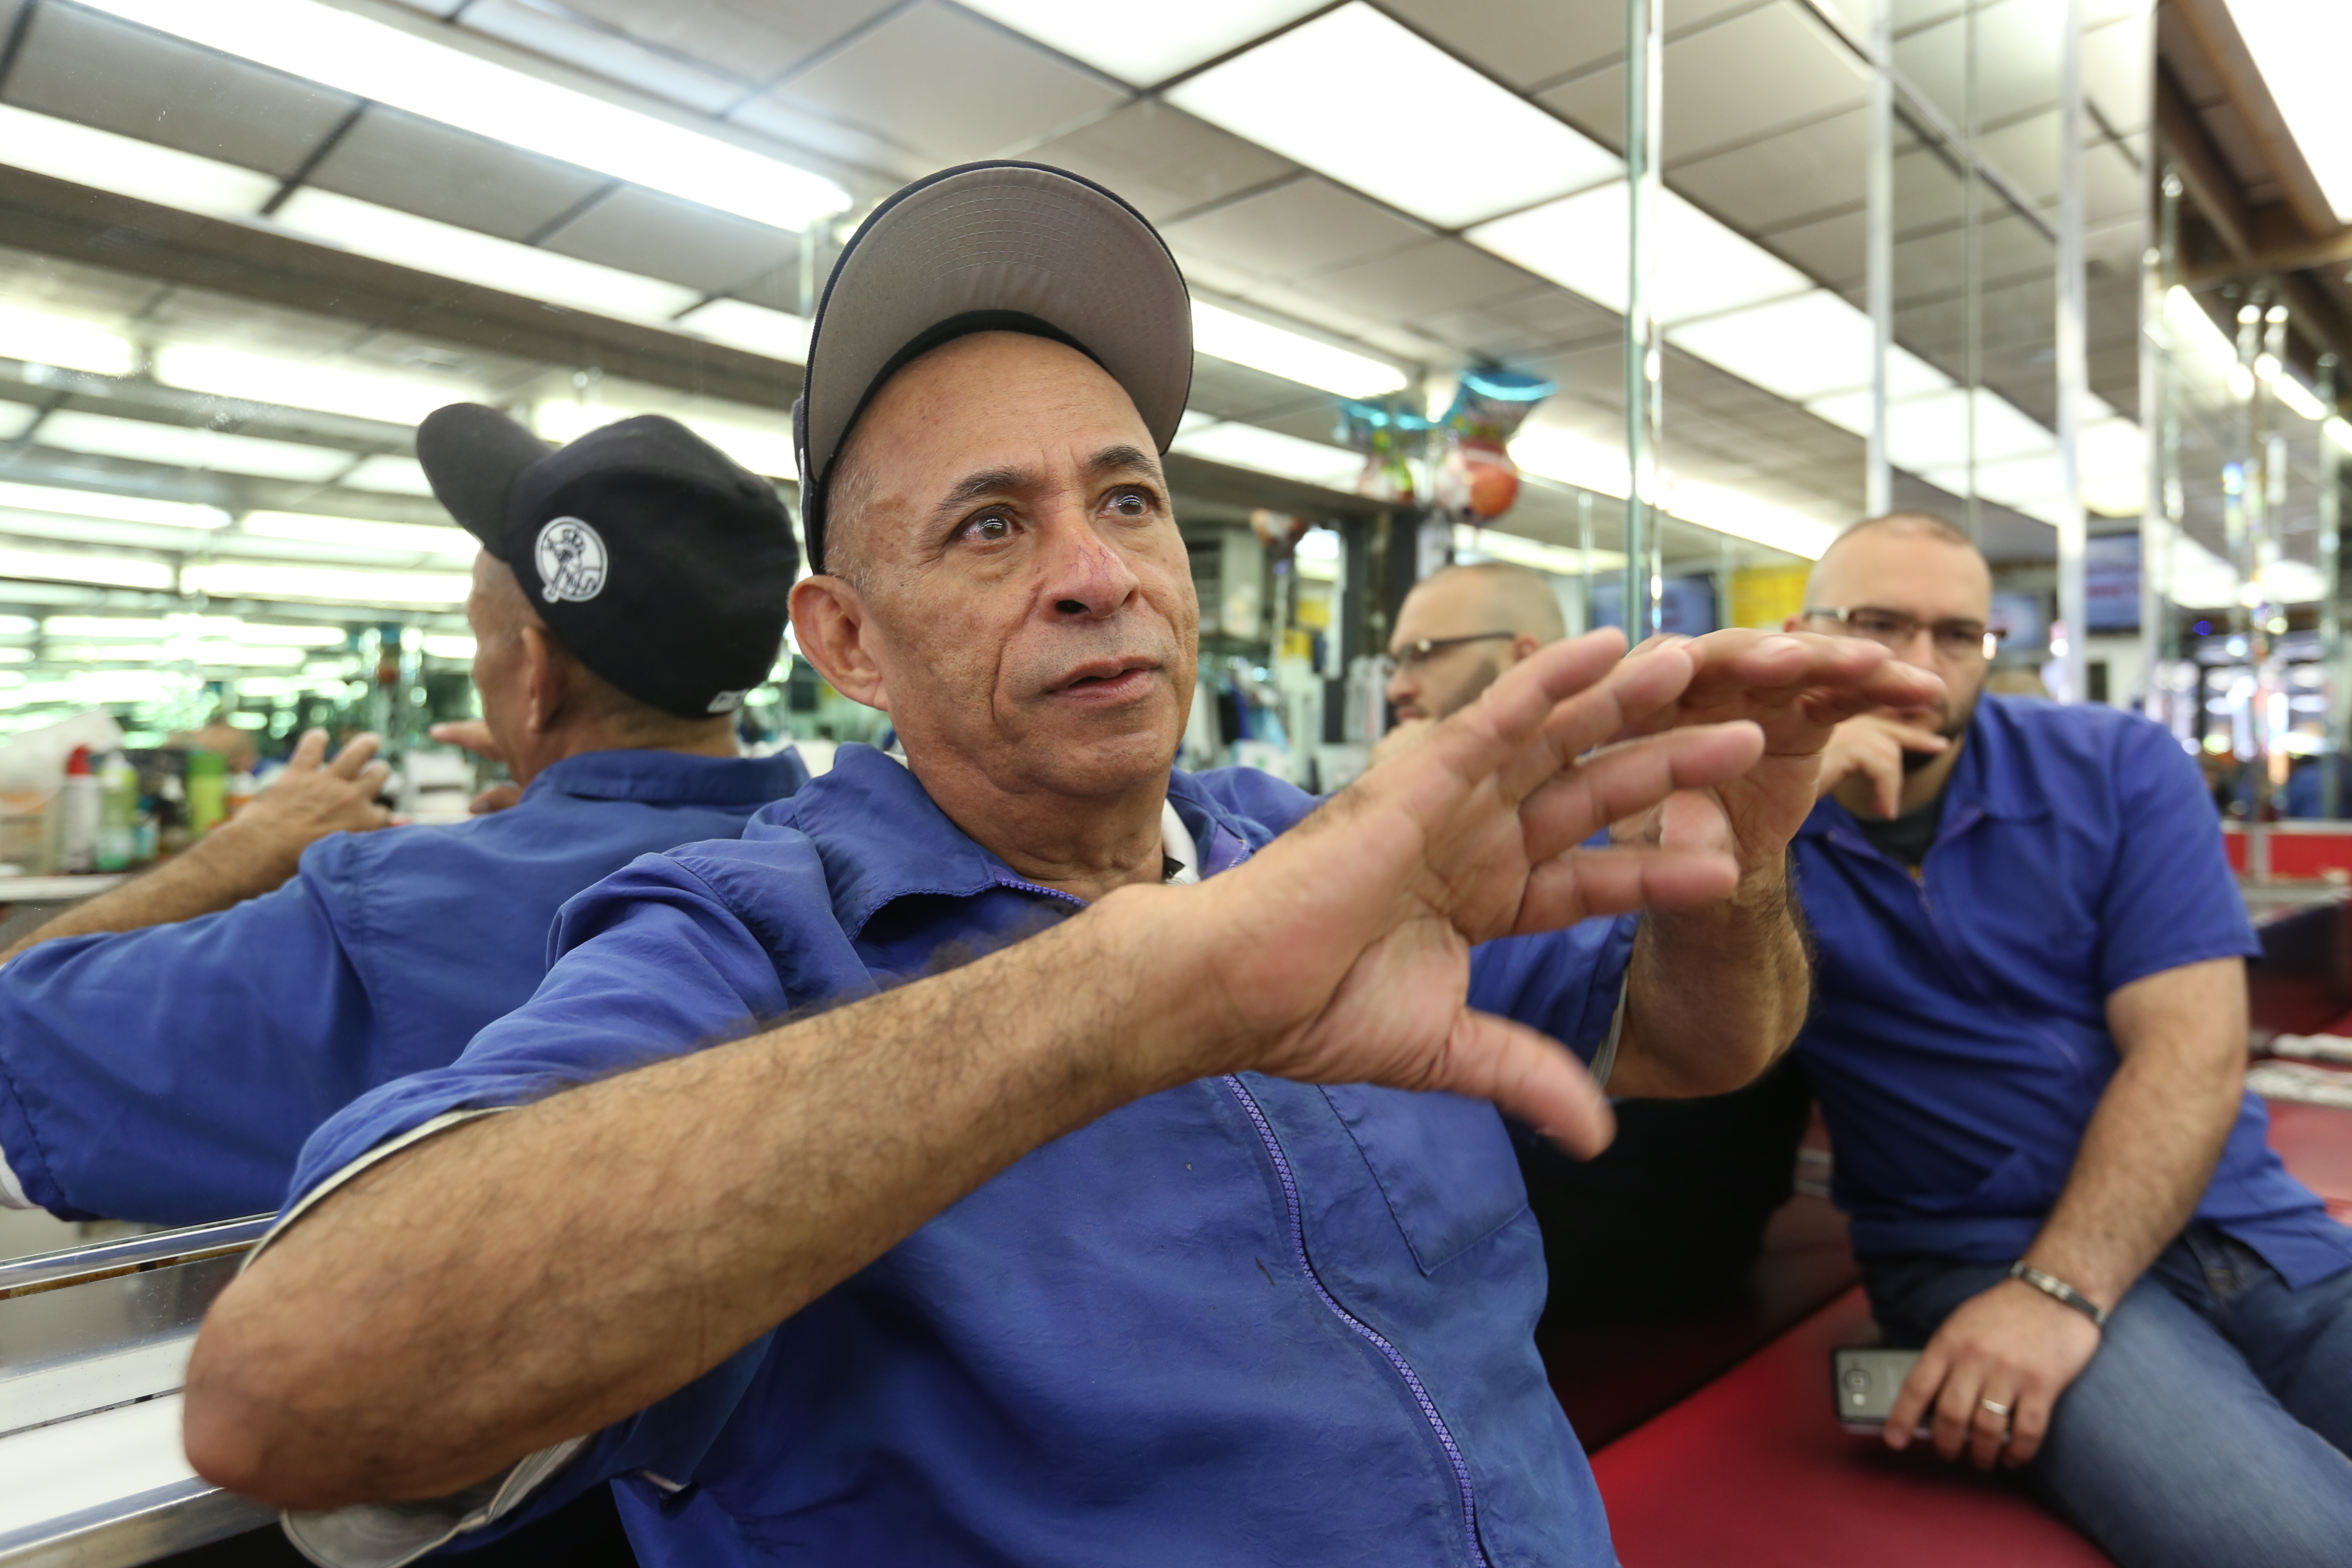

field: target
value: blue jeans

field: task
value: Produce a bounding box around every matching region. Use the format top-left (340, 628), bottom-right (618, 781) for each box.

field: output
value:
top-left (1864, 1225), bottom-right (2352, 1568)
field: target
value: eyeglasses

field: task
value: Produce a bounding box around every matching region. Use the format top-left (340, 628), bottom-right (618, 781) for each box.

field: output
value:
top-left (1804, 606), bottom-right (2003, 662)
top-left (1385, 631), bottom-right (1518, 673)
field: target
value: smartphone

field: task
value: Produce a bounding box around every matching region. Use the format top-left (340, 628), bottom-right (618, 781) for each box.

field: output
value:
top-left (1831, 1347), bottom-right (1921, 1435)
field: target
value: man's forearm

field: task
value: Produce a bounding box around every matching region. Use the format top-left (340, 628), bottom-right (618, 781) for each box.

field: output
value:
top-left (185, 881), bottom-right (1227, 1511)
top-left (1610, 858), bottom-right (1809, 1098)
top-left (0, 829), bottom-right (303, 964)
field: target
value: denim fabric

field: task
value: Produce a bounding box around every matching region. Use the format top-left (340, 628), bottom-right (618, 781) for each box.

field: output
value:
top-left (1864, 1226), bottom-right (2352, 1568)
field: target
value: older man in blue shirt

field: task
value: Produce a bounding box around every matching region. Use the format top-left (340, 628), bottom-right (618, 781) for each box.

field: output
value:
top-left (0, 409), bottom-right (806, 1225)
top-left (1791, 511), bottom-right (2352, 1566)
top-left (182, 164), bottom-right (1937, 1568)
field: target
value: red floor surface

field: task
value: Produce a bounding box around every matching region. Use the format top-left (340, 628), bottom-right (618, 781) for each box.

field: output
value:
top-left (1589, 1287), bottom-right (2117, 1568)
top-left (2266, 1097), bottom-right (2352, 1222)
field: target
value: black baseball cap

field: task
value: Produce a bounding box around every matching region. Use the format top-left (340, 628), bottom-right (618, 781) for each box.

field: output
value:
top-left (792, 161), bottom-right (1194, 573)
top-left (415, 404), bottom-right (800, 717)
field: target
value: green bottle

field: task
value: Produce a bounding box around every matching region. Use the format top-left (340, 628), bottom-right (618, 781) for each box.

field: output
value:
top-left (185, 750), bottom-right (227, 838)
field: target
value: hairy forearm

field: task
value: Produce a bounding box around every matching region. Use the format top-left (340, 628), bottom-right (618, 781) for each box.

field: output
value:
top-left (0, 829), bottom-right (300, 964)
top-left (1610, 857), bottom-right (1809, 1097)
top-left (185, 882), bottom-right (1220, 1510)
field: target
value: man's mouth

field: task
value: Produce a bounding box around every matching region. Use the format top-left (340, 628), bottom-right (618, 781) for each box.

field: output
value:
top-left (1053, 658), bottom-right (1158, 697)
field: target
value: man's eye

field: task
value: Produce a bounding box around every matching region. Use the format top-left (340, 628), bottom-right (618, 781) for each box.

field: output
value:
top-left (962, 512), bottom-right (1013, 543)
top-left (1105, 489), bottom-right (1152, 518)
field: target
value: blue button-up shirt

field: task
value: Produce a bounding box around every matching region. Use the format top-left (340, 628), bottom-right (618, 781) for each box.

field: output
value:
top-left (283, 746), bottom-right (1634, 1568)
top-left (0, 746), bottom-right (807, 1225)
top-left (1792, 695), bottom-right (2352, 1287)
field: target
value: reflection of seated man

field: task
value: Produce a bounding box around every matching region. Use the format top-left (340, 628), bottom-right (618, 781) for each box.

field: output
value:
top-left (0, 410), bottom-right (806, 1225)
top-left (1369, 559), bottom-right (1562, 765)
top-left (1795, 513), bottom-right (2352, 1565)
top-left (183, 163), bottom-right (1934, 1568)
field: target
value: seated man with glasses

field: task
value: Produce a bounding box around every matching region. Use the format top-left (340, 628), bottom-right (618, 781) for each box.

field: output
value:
top-left (1790, 511), bottom-right (2352, 1567)
top-left (1370, 560), bottom-right (1564, 764)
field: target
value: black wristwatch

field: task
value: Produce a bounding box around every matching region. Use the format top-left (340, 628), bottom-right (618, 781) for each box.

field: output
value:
top-left (2007, 1261), bottom-right (2111, 1329)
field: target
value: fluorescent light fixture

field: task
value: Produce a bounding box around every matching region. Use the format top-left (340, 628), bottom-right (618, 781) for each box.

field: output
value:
top-left (0, 617), bottom-right (33, 635)
top-left (0, 670), bottom-right (188, 709)
top-left (227, 622), bottom-right (351, 648)
top-left (1668, 481), bottom-right (1838, 560)
top-left (1806, 386), bottom-right (2056, 473)
top-left (0, 547), bottom-right (174, 590)
top-left (1170, 421), bottom-right (1363, 489)
top-left (157, 345), bottom-right (474, 428)
top-left (0, 479), bottom-right (227, 530)
top-left (48, 641), bottom-right (307, 667)
top-left (0, 648), bottom-right (29, 664)
top-left (533, 401), bottom-right (633, 445)
top-left (44, 617), bottom-right (172, 638)
top-left (272, 189), bottom-right (702, 325)
top-left (675, 300), bottom-right (810, 363)
top-left (83, 0), bottom-right (849, 231)
top-left (46, 614), bottom-right (348, 648)
top-left (35, 410), bottom-right (356, 482)
top-left (0, 404), bottom-right (32, 441)
top-left (959, 0), bottom-right (1326, 85)
top-left (694, 419), bottom-right (798, 479)
top-left (1472, 184), bottom-right (1811, 325)
top-left (2326, 417), bottom-right (2352, 454)
top-left (0, 102), bottom-right (275, 218)
top-left (181, 562), bottom-right (470, 606)
top-left (243, 511), bottom-right (476, 559)
top-left (340, 455), bottom-right (437, 496)
top-left (1511, 425), bottom-right (1630, 498)
top-left (2220, 2), bottom-right (2352, 220)
top-left (2274, 373), bottom-right (2328, 421)
top-left (0, 304), bottom-right (135, 377)
top-left (1452, 523), bottom-right (1627, 576)
top-left (421, 634), bottom-right (478, 659)
top-left (1170, 3), bottom-right (1620, 227)
top-left (1192, 301), bottom-right (1405, 397)
top-left (1666, 291), bottom-right (1953, 404)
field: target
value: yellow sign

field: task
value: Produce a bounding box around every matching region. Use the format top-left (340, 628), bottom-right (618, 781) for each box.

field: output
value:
top-left (1730, 564), bottom-right (1811, 630)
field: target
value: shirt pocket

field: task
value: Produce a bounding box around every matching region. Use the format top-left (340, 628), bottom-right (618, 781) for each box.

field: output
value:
top-left (1320, 1085), bottom-right (1528, 1276)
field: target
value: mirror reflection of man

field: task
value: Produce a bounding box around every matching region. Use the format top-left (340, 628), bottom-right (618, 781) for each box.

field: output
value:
top-left (0, 412), bottom-right (807, 1226)
top-left (185, 163), bottom-right (1938, 1568)
top-left (1371, 560), bottom-right (1564, 764)
top-left (1790, 513), bottom-right (2352, 1566)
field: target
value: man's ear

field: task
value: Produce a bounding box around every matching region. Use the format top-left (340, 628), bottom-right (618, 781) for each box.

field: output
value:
top-left (1782, 614), bottom-right (1807, 634)
top-left (790, 576), bottom-right (889, 712)
top-left (519, 624), bottom-right (570, 734)
top-left (1512, 632), bottom-right (1545, 664)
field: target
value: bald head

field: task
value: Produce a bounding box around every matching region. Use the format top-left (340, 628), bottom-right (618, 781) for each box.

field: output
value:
top-left (1385, 560), bottom-right (1566, 723)
top-left (1791, 511), bottom-right (1992, 739)
top-left (1806, 512), bottom-right (1987, 611)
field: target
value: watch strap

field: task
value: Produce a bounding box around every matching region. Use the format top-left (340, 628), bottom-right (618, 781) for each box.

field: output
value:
top-left (2007, 1261), bottom-right (2111, 1328)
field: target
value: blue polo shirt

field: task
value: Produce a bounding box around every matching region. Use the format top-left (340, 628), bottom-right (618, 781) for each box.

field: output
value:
top-left (280, 746), bottom-right (1634, 1568)
top-left (0, 746), bottom-right (807, 1226)
top-left (1792, 695), bottom-right (2352, 1287)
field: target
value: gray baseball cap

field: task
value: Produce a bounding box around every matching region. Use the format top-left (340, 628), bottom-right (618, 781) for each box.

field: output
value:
top-left (791, 161), bottom-right (1193, 572)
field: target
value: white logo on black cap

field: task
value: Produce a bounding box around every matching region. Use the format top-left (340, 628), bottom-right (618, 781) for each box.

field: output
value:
top-left (706, 688), bottom-right (749, 714)
top-left (535, 517), bottom-right (607, 603)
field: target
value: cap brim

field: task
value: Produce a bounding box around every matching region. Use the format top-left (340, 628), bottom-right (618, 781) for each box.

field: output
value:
top-left (416, 403), bottom-right (555, 555)
top-left (797, 163), bottom-right (1192, 554)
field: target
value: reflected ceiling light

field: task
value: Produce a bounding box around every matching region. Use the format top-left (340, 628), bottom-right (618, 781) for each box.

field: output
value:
top-left (0, 304), bottom-right (136, 377)
top-left (422, 634), bottom-right (478, 660)
top-left (2164, 286), bottom-right (2237, 369)
top-left (45, 617), bottom-right (172, 638)
top-left (340, 455), bottom-right (437, 496)
top-left (1510, 425), bottom-right (1630, 499)
top-left (0, 617), bottom-right (33, 635)
top-left (0, 479), bottom-right (228, 530)
top-left (1169, 4), bottom-right (1619, 228)
top-left (1169, 421), bottom-right (1363, 489)
top-left (180, 561), bottom-right (470, 606)
top-left (2325, 417), bottom-right (2352, 454)
top-left (2273, 373), bottom-right (2328, 421)
top-left (0, 649), bottom-right (28, 664)
top-left (533, 401), bottom-right (798, 478)
top-left (0, 404), bottom-right (32, 441)
top-left (156, 345), bottom-right (474, 428)
top-left (34, 410), bottom-right (356, 483)
top-left (242, 511), bottom-right (475, 559)
top-left (2219, 2), bottom-right (2352, 220)
top-left (532, 401), bottom-right (636, 445)
top-left (47, 642), bottom-right (306, 667)
top-left (1192, 301), bottom-right (1406, 397)
top-left (960, 0), bottom-right (1327, 86)
top-left (1666, 292), bottom-right (1953, 404)
top-left (1472, 184), bottom-right (1811, 325)
top-left (1451, 523), bottom-right (1628, 576)
top-left (674, 300), bottom-right (810, 363)
top-left (1668, 481), bottom-right (1838, 560)
top-left (0, 547), bottom-right (174, 590)
top-left (272, 190), bottom-right (701, 325)
top-left (1805, 386), bottom-right (2056, 473)
top-left (0, 102), bottom-right (275, 218)
top-left (0, 670), bottom-right (187, 708)
top-left (83, 0), bottom-right (850, 231)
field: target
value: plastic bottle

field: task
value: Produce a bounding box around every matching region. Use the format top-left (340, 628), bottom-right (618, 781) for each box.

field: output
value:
top-left (60, 745), bottom-right (100, 874)
top-left (185, 750), bottom-right (226, 838)
top-left (225, 769), bottom-right (257, 820)
top-left (96, 751), bottom-right (137, 872)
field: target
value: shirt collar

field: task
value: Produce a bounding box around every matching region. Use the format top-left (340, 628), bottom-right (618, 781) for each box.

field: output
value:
top-left (524, 746), bottom-right (809, 808)
top-left (1797, 695), bottom-right (2050, 842)
top-left (774, 744), bottom-right (1262, 938)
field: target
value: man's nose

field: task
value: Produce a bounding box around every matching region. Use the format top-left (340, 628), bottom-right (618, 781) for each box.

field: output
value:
top-left (1041, 509), bottom-right (1142, 620)
top-left (1385, 663), bottom-right (1414, 706)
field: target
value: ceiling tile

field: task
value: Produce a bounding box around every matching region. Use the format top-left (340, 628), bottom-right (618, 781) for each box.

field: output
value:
top-left (1183, 358), bottom-right (1331, 424)
top-left (545, 0), bottom-right (899, 85)
top-left (1020, 102), bottom-right (1293, 223)
top-left (1419, 285), bottom-right (1619, 361)
top-left (1673, 106), bottom-right (1868, 236)
top-left (762, 2), bottom-right (1127, 167)
top-left (303, 107), bottom-right (611, 243)
top-left (460, 0), bottom-right (746, 114)
top-left (1163, 176), bottom-right (1430, 283)
top-left (1756, 208), bottom-right (1867, 292)
top-left (540, 187), bottom-right (800, 293)
top-left (1309, 240), bottom-right (1537, 326)
top-left (1377, 0), bottom-right (1626, 93)
top-left (722, 94), bottom-right (933, 183)
top-left (4, 3), bottom-right (357, 178)
top-left (1655, 4), bottom-right (1874, 164)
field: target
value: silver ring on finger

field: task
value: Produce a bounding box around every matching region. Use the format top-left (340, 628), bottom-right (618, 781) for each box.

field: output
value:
top-left (1978, 1397), bottom-right (2012, 1420)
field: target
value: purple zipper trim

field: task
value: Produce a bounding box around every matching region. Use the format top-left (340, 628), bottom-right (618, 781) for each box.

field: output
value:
top-left (1221, 1074), bottom-right (1491, 1568)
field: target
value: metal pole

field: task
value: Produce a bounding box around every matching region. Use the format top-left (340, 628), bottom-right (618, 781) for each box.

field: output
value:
top-left (1963, 0), bottom-right (1983, 541)
top-left (1624, 0), bottom-right (1664, 642)
top-left (2140, 167), bottom-right (2174, 722)
top-left (1578, 489), bottom-right (1595, 636)
top-left (2322, 353), bottom-right (2342, 816)
top-left (1866, 0), bottom-right (1893, 519)
top-left (2054, 0), bottom-right (2089, 706)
